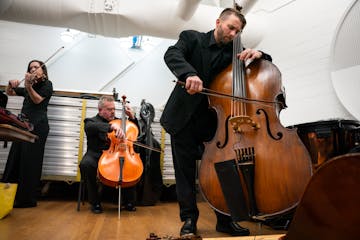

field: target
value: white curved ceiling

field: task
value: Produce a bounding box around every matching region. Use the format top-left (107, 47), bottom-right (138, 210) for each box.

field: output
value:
top-left (0, 0), bottom-right (246, 39)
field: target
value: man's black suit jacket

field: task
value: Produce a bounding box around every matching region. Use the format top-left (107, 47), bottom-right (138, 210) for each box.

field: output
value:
top-left (160, 30), bottom-right (272, 135)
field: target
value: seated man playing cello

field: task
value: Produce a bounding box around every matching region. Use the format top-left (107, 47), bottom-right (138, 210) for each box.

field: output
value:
top-left (79, 95), bottom-right (138, 214)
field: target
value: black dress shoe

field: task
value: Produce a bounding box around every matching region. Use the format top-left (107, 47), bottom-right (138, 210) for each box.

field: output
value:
top-left (125, 203), bottom-right (136, 211)
top-left (13, 201), bottom-right (37, 208)
top-left (91, 203), bottom-right (103, 214)
top-left (216, 221), bottom-right (250, 236)
top-left (180, 218), bottom-right (197, 236)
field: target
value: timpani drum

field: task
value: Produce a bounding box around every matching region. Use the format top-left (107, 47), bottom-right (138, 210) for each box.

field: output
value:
top-left (292, 120), bottom-right (360, 170)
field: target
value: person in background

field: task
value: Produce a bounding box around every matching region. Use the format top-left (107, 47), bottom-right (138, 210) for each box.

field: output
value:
top-left (79, 95), bottom-right (138, 214)
top-left (160, 7), bottom-right (272, 237)
top-left (2, 59), bottom-right (53, 208)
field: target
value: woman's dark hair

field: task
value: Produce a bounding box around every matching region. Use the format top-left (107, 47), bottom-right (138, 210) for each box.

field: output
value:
top-left (219, 8), bottom-right (247, 30)
top-left (27, 60), bottom-right (49, 80)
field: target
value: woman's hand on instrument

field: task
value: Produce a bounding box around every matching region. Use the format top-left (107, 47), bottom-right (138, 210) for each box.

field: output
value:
top-left (8, 79), bottom-right (20, 88)
top-left (110, 123), bottom-right (125, 139)
top-left (237, 48), bottom-right (262, 62)
top-left (185, 75), bottom-right (203, 95)
top-left (6, 79), bottom-right (20, 95)
top-left (24, 73), bottom-right (36, 88)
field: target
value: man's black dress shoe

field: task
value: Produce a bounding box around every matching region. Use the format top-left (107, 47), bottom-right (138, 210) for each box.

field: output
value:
top-left (13, 201), bottom-right (37, 208)
top-left (91, 203), bottom-right (103, 214)
top-left (216, 221), bottom-right (250, 236)
top-left (125, 203), bottom-right (136, 211)
top-left (180, 218), bottom-right (197, 236)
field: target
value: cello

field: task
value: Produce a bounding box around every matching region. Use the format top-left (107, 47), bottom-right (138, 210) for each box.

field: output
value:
top-left (97, 95), bottom-right (143, 188)
top-left (199, 33), bottom-right (313, 223)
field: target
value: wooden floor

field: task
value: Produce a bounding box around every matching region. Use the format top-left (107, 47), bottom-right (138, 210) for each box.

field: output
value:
top-left (0, 198), bottom-right (286, 240)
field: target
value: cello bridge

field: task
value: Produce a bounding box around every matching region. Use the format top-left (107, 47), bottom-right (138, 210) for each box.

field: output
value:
top-left (229, 115), bottom-right (260, 133)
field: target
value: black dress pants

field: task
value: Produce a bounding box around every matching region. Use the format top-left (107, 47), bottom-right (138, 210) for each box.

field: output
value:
top-left (170, 105), bottom-right (233, 224)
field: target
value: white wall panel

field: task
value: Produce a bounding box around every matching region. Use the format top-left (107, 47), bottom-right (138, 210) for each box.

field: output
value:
top-left (250, 0), bottom-right (355, 126)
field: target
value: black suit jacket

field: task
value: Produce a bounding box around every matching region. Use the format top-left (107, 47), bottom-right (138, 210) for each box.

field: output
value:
top-left (160, 30), bottom-right (272, 135)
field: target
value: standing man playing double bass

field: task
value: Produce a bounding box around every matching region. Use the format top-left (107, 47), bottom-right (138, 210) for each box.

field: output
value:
top-left (79, 95), bottom-right (138, 214)
top-left (160, 8), bottom-right (272, 236)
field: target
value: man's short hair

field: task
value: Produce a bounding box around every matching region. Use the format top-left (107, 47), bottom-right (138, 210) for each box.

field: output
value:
top-left (98, 95), bottom-right (114, 109)
top-left (219, 8), bottom-right (247, 29)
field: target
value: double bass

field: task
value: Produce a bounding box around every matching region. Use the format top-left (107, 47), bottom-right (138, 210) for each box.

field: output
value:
top-left (97, 96), bottom-right (143, 188)
top-left (199, 33), bottom-right (313, 223)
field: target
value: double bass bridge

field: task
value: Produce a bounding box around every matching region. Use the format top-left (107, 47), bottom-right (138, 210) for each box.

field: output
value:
top-left (234, 146), bottom-right (255, 164)
top-left (229, 115), bottom-right (260, 134)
